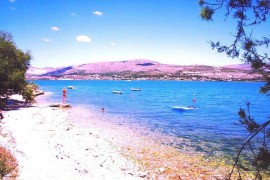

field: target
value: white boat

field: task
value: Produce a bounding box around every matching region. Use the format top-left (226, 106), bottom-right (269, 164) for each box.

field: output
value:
top-left (131, 88), bottom-right (141, 91)
top-left (113, 91), bottom-right (123, 94)
top-left (67, 86), bottom-right (76, 89)
top-left (172, 106), bottom-right (196, 111)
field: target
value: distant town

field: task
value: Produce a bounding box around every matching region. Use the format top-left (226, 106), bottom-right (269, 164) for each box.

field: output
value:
top-left (26, 60), bottom-right (263, 82)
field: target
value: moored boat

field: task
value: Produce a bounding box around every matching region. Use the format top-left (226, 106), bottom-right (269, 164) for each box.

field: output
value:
top-left (172, 106), bottom-right (196, 111)
top-left (67, 86), bottom-right (76, 89)
top-left (112, 91), bottom-right (123, 94)
top-left (131, 88), bottom-right (141, 91)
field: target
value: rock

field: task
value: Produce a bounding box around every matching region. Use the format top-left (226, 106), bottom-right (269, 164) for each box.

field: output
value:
top-left (159, 167), bottom-right (166, 173)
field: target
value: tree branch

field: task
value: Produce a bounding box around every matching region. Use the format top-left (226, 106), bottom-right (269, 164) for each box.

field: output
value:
top-left (229, 120), bottom-right (270, 178)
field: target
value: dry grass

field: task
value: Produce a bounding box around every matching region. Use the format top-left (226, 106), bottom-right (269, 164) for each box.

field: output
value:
top-left (0, 147), bottom-right (17, 179)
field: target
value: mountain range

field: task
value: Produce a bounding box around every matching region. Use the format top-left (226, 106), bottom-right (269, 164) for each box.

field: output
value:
top-left (26, 59), bottom-right (262, 81)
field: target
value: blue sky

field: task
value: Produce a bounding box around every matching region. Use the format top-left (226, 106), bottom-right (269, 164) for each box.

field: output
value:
top-left (1, 0), bottom-right (262, 68)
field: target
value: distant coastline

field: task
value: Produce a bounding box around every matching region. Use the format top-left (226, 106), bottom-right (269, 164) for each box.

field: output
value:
top-left (26, 59), bottom-right (262, 82)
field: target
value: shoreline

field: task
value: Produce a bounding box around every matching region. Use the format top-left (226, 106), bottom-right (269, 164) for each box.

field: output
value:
top-left (69, 106), bottom-right (232, 179)
top-left (0, 95), bottom-right (262, 179)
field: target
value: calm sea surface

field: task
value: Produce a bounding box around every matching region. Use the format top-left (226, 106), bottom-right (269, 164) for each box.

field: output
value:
top-left (34, 80), bottom-right (270, 157)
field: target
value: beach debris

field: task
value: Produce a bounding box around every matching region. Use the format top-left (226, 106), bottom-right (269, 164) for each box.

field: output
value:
top-left (49, 103), bottom-right (72, 108)
top-left (49, 104), bottom-right (61, 107)
top-left (159, 167), bottom-right (166, 173)
top-left (33, 90), bottom-right (45, 96)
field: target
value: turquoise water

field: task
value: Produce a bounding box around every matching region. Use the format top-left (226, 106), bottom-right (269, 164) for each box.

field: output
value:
top-left (34, 80), bottom-right (270, 156)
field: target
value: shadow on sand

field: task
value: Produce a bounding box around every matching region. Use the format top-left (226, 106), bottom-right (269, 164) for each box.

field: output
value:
top-left (4, 99), bottom-right (34, 111)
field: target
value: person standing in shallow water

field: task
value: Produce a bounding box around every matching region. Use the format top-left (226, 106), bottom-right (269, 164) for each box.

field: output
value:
top-left (62, 87), bottom-right (67, 104)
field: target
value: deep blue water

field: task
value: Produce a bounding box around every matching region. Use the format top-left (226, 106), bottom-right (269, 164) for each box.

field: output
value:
top-left (34, 80), bottom-right (270, 156)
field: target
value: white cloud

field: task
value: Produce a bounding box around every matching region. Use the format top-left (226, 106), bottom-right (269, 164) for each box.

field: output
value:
top-left (93, 11), bottom-right (103, 16)
top-left (76, 35), bottom-right (92, 43)
top-left (9, 0), bottom-right (16, 3)
top-left (51, 26), bottom-right (60, 31)
top-left (41, 37), bottom-right (53, 42)
top-left (110, 42), bottom-right (116, 46)
top-left (71, 12), bottom-right (77, 17)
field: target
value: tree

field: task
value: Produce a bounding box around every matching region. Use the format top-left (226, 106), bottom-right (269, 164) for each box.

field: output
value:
top-left (0, 31), bottom-right (32, 107)
top-left (199, 0), bottom-right (270, 179)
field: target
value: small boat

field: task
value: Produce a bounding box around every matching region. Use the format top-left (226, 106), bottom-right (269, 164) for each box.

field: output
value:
top-left (172, 106), bottom-right (196, 111)
top-left (131, 88), bottom-right (141, 91)
top-left (113, 91), bottom-right (123, 94)
top-left (67, 86), bottom-right (76, 89)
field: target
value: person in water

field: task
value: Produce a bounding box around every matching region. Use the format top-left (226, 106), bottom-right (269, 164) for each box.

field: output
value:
top-left (62, 87), bottom-right (67, 104)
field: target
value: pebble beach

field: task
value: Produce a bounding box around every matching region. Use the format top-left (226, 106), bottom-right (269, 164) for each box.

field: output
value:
top-left (0, 95), bottom-right (146, 179)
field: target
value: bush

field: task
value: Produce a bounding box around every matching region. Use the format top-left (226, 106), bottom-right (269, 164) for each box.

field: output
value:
top-left (22, 83), bottom-right (38, 103)
top-left (22, 86), bottom-right (34, 103)
top-left (0, 147), bottom-right (17, 179)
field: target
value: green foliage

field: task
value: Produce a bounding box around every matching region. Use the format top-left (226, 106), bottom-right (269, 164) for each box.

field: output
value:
top-left (22, 86), bottom-right (34, 103)
top-left (0, 31), bottom-right (32, 107)
top-left (256, 148), bottom-right (270, 169)
top-left (26, 82), bottom-right (39, 91)
top-left (22, 82), bottom-right (38, 103)
top-left (200, 6), bottom-right (214, 21)
top-left (238, 106), bottom-right (260, 133)
top-left (198, 0), bottom-right (205, 6)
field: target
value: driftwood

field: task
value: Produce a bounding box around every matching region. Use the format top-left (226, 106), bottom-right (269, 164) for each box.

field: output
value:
top-left (33, 90), bottom-right (44, 96)
top-left (49, 104), bottom-right (71, 108)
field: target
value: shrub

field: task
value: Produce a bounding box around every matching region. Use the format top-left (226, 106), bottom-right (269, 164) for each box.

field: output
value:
top-left (0, 147), bottom-right (17, 179)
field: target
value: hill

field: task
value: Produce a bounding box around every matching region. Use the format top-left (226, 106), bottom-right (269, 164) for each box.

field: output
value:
top-left (26, 59), bottom-right (262, 81)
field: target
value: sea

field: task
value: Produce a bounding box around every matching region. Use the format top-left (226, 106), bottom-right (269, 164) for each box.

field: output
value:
top-left (34, 80), bottom-right (270, 159)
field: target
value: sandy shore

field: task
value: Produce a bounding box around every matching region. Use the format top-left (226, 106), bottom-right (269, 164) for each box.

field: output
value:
top-left (0, 97), bottom-right (145, 179)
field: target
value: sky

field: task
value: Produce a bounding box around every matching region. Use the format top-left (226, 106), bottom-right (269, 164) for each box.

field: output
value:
top-left (1, 0), bottom-right (267, 68)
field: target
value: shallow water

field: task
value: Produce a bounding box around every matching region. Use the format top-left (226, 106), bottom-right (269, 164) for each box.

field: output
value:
top-left (34, 80), bottom-right (270, 158)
